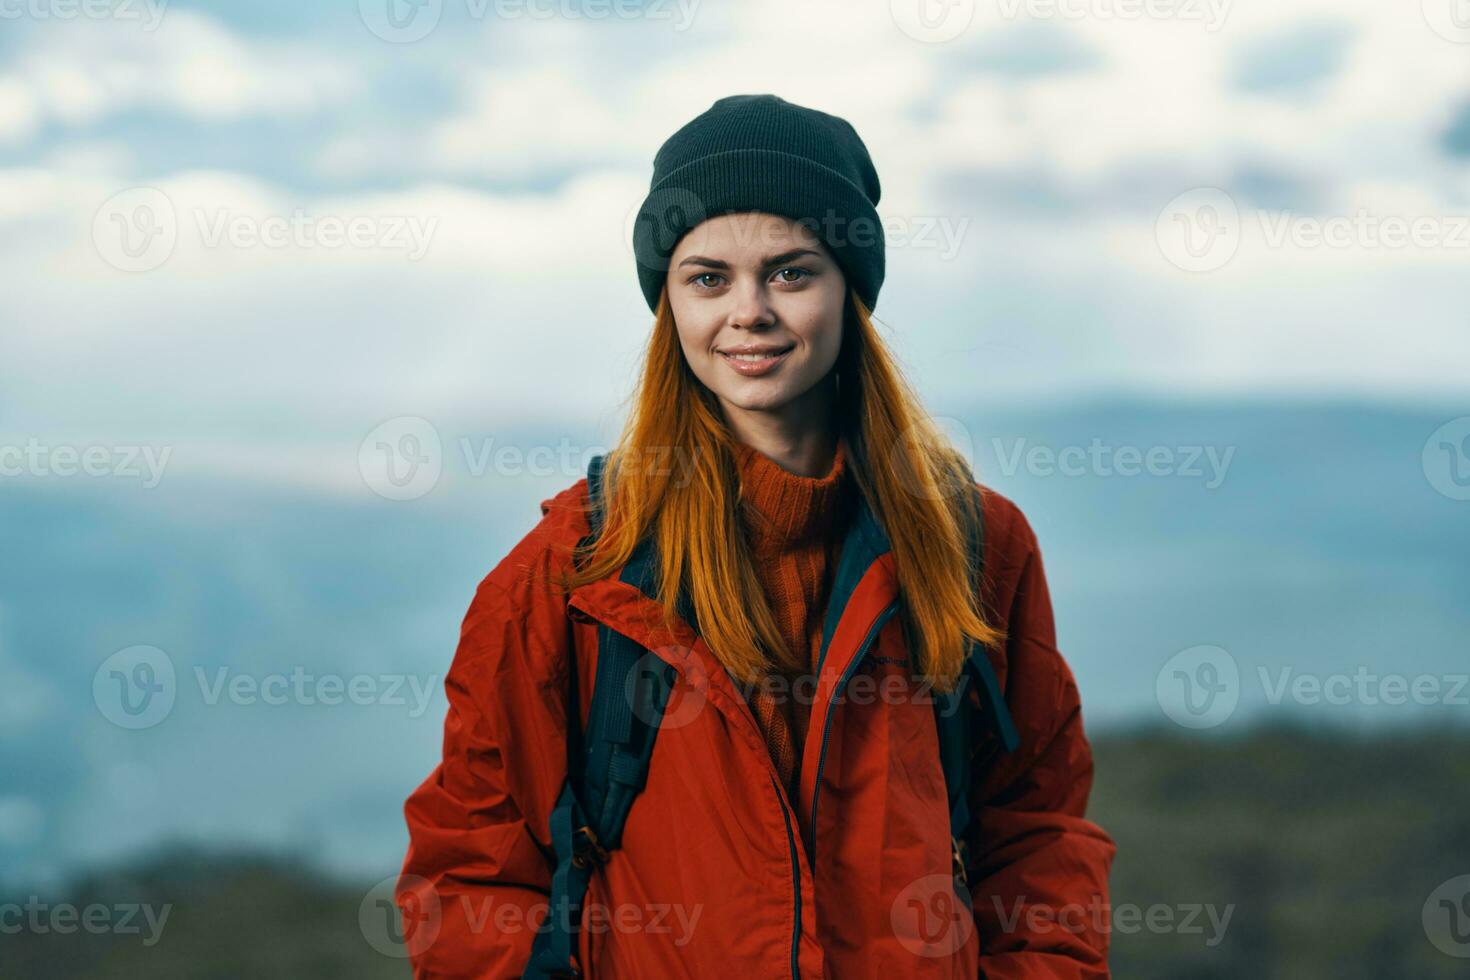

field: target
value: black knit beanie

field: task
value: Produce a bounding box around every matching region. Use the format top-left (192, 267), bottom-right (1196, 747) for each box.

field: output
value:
top-left (631, 94), bottom-right (885, 314)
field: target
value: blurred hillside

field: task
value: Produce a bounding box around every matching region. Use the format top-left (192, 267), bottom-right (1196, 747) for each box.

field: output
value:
top-left (3, 723), bottom-right (1467, 978)
top-left (1094, 723), bottom-right (1470, 977)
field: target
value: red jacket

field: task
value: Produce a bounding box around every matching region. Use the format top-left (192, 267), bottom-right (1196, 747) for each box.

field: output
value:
top-left (397, 477), bottom-right (1115, 978)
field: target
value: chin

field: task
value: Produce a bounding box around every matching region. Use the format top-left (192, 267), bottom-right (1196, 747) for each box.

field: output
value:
top-left (718, 388), bottom-right (796, 413)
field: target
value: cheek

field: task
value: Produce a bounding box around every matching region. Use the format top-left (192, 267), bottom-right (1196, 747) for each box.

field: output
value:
top-left (671, 311), bottom-right (717, 359)
top-left (795, 312), bottom-right (844, 366)
top-left (784, 289), bottom-right (845, 359)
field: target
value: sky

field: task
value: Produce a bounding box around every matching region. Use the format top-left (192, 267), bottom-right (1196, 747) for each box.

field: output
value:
top-left (1, 0), bottom-right (1468, 884)
top-left (2, 0), bottom-right (1467, 484)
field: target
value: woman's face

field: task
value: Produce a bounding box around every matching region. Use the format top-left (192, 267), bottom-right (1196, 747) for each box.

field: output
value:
top-left (666, 212), bottom-right (846, 426)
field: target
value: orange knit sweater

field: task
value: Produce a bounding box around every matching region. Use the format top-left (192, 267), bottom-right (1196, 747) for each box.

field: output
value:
top-left (732, 435), bottom-right (856, 803)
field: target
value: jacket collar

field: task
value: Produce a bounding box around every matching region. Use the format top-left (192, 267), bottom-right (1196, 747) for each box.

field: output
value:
top-left (566, 490), bottom-right (899, 699)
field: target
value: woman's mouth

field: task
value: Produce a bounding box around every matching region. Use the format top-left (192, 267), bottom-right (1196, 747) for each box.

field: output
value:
top-left (719, 345), bottom-right (794, 377)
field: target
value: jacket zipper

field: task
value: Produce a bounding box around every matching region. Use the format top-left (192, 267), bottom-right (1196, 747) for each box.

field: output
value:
top-left (806, 600), bottom-right (901, 857)
top-left (773, 772), bottom-right (802, 980)
top-left (570, 595), bottom-right (808, 979)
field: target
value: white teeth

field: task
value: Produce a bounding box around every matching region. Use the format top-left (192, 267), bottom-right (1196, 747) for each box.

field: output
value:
top-left (725, 350), bottom-right (787, 361)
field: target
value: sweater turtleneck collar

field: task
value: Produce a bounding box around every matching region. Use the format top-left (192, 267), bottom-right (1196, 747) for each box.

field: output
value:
top-left (733, 435), bottom-right (854, 552)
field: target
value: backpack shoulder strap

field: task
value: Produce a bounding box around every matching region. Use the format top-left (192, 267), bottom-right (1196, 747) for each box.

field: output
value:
top-left (935, 479), bottom-right (1021, 891)
top-left (527, 454), bottom-right (676, 979)
top-left (586, 453), bottom-right (608, 536)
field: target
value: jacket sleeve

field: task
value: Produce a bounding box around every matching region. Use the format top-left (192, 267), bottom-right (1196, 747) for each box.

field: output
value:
top-left (967, 501), bottom-right (1116, 979)
top-left (395, 562), bottom-right (574, 979)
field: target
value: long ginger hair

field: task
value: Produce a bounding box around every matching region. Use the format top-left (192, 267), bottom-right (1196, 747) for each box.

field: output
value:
top-left (553, 287), bottom-right (1004, 694)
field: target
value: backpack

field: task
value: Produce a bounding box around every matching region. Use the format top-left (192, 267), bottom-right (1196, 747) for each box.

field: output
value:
top-left (525, 453), bottom-right (1019, 979)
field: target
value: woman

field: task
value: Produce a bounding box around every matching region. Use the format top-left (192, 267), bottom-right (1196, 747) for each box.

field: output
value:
top-left (396, 94), bottom-right (1114, 978)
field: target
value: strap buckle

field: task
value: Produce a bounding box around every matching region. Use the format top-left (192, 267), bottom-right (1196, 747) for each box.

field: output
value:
top-left (950, 835), bottom-right (970, 888)
top-left (570, 824), bottom-right (609, 870)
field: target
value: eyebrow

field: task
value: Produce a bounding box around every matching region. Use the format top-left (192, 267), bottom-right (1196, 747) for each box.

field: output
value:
top-left (675, 248), bottom-right (823, 271)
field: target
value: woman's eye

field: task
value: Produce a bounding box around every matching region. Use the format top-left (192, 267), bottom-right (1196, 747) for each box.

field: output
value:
top-left (691, 273), bottom-right (724, 289)
top-left (774, 267), bottom-right (810, 284)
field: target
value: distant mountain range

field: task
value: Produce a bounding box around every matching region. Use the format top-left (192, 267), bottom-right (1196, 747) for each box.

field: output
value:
top-left (2, 398), bottom-right (1466, 887)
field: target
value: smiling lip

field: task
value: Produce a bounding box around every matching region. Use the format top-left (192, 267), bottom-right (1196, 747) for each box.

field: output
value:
top-left (718, 344), bottom-right (794, 377)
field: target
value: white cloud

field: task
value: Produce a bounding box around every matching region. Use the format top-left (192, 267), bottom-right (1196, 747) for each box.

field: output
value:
top-left (0, 75), bottom-right (39, 144)
top-left (427, 65), bottom-right (641, 178)
top-left (378, 0), bottom-right (1470, 222)
top-left (0, 0), bottom-right (1467, 497)
top-left (42, 140), bottom-right (136, 176)
top-left (4, 11), bottom-right (356, 138)
top-left (954, 0), bottom-right (1470, 206)
top-left (0, 164), bottom-right (655, 477)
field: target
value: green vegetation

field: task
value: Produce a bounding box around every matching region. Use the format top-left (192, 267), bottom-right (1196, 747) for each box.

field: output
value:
top-left (1095, 721), bottom-right (1470, 978)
